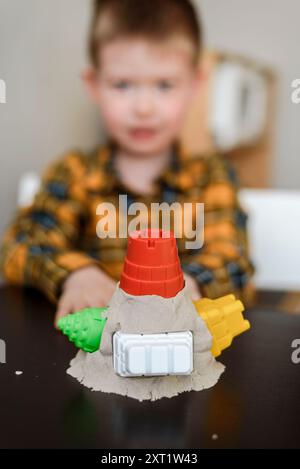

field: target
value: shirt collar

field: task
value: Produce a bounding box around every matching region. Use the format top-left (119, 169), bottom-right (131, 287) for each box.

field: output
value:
top-left (96, 138), bottom-right (191, 194)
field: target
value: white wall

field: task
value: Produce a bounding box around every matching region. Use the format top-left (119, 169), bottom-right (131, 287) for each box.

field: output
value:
top-left (199, 0), bottom-right (300, 189)
top-left (0, 0), bottom-right (300, 238)
top-left (0, 0), bottom-right (103, 237)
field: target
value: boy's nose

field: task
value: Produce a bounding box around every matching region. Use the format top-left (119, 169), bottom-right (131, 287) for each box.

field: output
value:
top-left (133, 90), bottom-right (155, 116)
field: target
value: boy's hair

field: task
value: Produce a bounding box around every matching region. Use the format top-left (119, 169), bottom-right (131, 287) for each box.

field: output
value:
top-left (88, 0), bottom-right (203, 68)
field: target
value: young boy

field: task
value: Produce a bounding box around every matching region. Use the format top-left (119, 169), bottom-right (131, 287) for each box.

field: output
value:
top-left (0, 0), bottom-right (255, 327)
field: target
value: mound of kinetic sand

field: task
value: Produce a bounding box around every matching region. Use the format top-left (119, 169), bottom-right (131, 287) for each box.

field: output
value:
top-left (67, 283), bottom-right (225, 401)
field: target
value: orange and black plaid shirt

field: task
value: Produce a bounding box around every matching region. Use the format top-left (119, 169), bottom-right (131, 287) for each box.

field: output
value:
top-left (0, 140), bottom-right (255, 306)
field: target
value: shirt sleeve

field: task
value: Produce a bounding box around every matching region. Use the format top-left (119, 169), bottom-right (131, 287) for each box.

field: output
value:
top-left (180, 153), bottom-right (255, 306)
top-left (0, 151), bottom-right (107, 305)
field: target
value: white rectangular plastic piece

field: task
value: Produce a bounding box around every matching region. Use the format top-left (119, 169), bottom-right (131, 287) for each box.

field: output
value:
top-left (113, 331), bottom-right (193, 377)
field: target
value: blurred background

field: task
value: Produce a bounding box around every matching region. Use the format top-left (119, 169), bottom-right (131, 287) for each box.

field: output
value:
top-left (0, 0), bottom-right (300, 307)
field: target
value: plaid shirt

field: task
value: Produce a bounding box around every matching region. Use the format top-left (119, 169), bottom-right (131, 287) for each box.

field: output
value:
top-left (0, 140), bottom-right (255, 306)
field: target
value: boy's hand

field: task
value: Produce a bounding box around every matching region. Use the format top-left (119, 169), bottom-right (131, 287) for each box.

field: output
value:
top-left (54, 265), bottom-right (117, 328)
top-left (183, 273), bottom-right (202, 301)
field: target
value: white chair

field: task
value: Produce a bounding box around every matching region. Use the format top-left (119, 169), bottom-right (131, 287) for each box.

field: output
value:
top-left (240, 189), bottom-right (300, 291)
top-left (17, 172), bottom-right (41, 208)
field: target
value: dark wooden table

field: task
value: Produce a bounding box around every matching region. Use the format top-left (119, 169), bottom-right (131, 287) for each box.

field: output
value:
top-left (0, 285), bottom-right (299, 449)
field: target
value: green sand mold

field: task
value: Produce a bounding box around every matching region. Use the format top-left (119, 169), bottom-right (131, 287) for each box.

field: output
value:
top-left (58, 307), bottom-right (108, 353)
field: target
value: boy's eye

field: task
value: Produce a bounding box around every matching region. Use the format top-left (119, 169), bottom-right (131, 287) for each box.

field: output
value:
top-left (112, 81), bottom-right (131, 90)
top-left (157, 81), bottom-right (174, 91)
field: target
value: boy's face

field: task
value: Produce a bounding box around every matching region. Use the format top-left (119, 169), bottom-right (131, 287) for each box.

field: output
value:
top-left (85, 37), bottom-right (201, 156)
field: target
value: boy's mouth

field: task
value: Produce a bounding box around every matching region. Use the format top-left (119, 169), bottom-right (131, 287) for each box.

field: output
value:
top-left (129, 127), bottom-right (158, 140)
